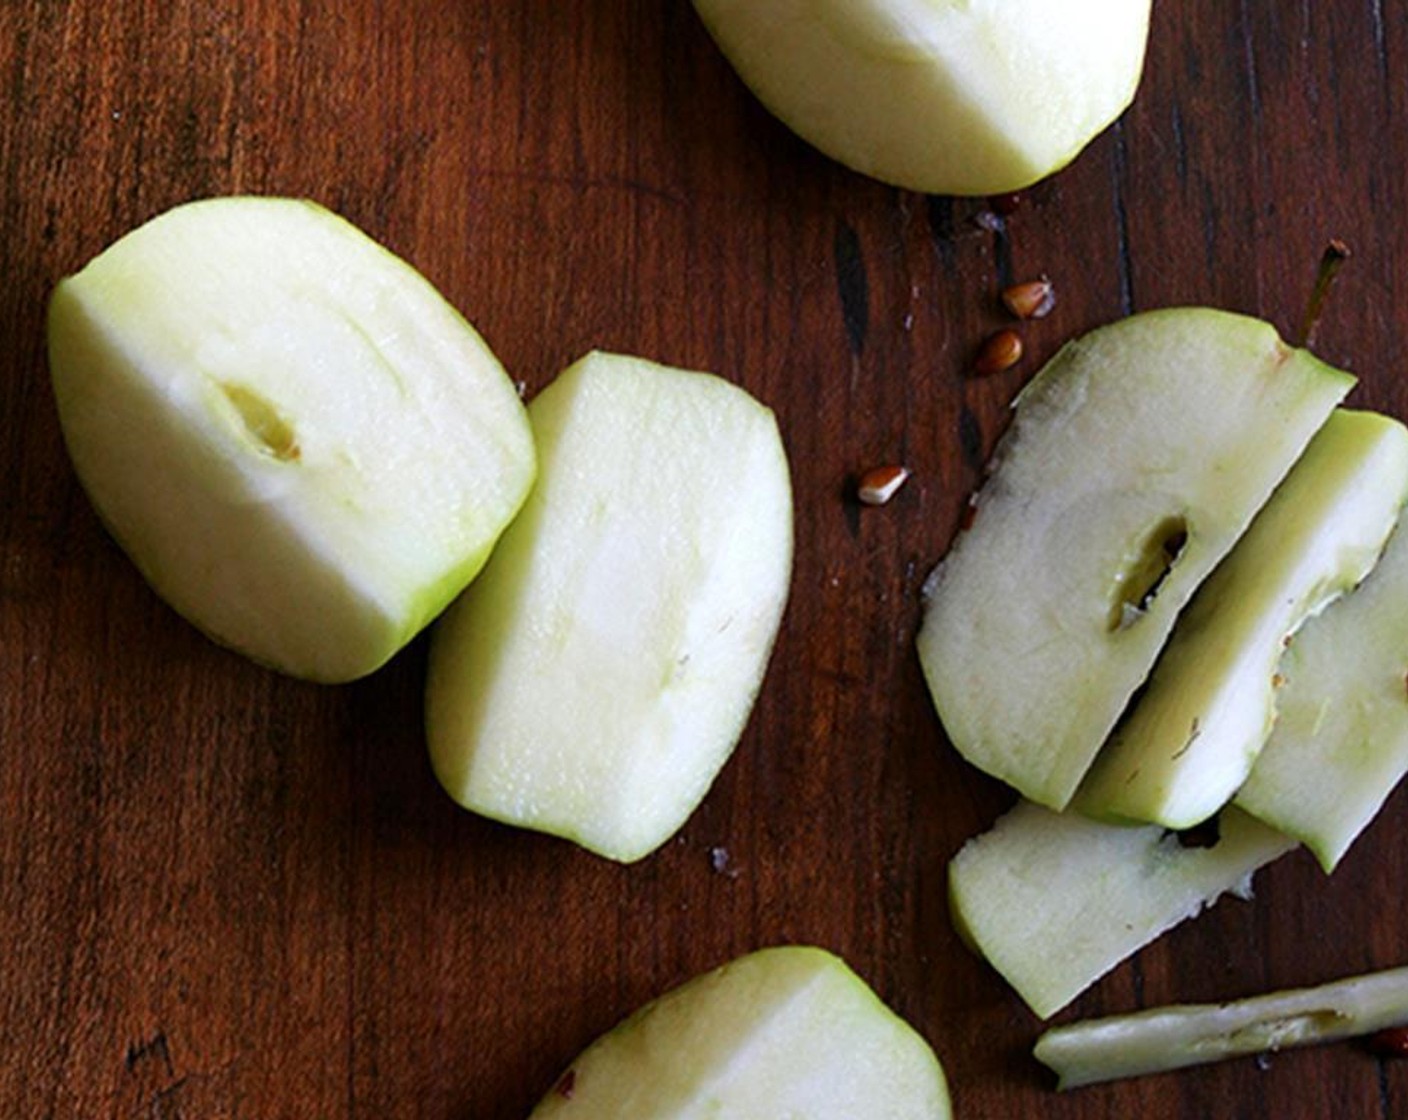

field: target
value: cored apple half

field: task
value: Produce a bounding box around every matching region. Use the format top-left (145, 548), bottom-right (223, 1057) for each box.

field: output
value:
top-left (49, 197), bottom-right (535, 682)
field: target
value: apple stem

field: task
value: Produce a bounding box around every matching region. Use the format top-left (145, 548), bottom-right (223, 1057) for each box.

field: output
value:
top-left (1299, 239), bottom-right (1351, 348)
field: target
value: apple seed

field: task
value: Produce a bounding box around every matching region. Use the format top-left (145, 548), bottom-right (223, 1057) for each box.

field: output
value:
top-left (1002, 278), bottom-right (1056, 320)
top-left (857, 465), bottom-right (911, 506)
top-left (973, 329), bottom-right (1024, 376)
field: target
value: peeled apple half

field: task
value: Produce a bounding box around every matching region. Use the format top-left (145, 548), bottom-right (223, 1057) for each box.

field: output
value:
top-left (49, 197), bottom-right (535, 682)
top-left (693, 0), bottom-right (1153, 195)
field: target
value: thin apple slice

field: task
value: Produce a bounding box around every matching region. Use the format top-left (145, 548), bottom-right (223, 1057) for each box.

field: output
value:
top-left (48, 196), bottom-right (535, 682)
top-left (426, 352), bottom-right (792, 863)
top-left (528, 946), bottom-right (951, 1119)
top-left (692, 0), bottom-right (1151, 195)
top-left (1236, 513), bottom-right (1408, 870)
top-left (919, 309), bottom-right (1353, 810)
top-left (948, 801), bottom-right (1296, 1019)
top-left (1076, 410), bottom-right (1408, 829)
top-left (1034, 964), bottom-right (1408, 1089)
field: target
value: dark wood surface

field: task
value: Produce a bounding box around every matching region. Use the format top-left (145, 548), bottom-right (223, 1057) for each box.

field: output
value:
top-left (4, 2), bottom-right (1408, 1117)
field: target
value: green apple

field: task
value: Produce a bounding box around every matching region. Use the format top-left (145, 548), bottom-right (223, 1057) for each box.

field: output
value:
top-left (426, 352), bottom-right (792, 863)
top-left (948, 800), bottom-right (1296, 1018)
top-left (1076, 410), bottom-right (1408, 829)
top-left (692, 0), bottom-right (1152, 196)
top-left (1035, 964), bottom-right (1408, 1089)
top-left (48, 197), bottom-right (535, 683)
top-left (918, 309), bottom-right (1353, 810)
top-left (527, 946), bottom-right (951, 1119)
top-left (1236, 514), bottom-right (1408, 871)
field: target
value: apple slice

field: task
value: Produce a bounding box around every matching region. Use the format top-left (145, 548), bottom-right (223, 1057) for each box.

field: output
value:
top-left (692, 0), bottom-right (1151, 196)
top-left (918, 309), bottom-right (1353, 810)
top-left (48, 197), bottom-right (535, 682)
top-left (1236, 514), bottom-right (1408, 871)
top-left (948, 801), bottom-right (1296, 1018)
top-left (1034, 964), bottom-right (1408, 1089)
top-left (426, 352), bottom-right (792, 863)
top-left (1075, 410), bottom-right (1408, 829)
top-left (527, 946), bottom-right (951, 1119)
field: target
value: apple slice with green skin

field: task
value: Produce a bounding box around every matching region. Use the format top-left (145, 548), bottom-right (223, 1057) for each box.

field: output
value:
top-left (918, 309), bottom-right (1353, 811)
top-left (1236, 514), bottom-right (1408, 870)
top-left (48, 197), bottom-right (535, 683)
top-left (948, 801), bottom-right (1296, 1019)
top-left (1075, 410), bottom-right (1408, 829)
top-left (692, 0), bottom-right (1151, 196)
top-left (426, 352), bottom-right (792, 863)
top-left (1034, 964), bottom-right (1408, 1089)
top-left (528, 946), bottom-right (951, 1119)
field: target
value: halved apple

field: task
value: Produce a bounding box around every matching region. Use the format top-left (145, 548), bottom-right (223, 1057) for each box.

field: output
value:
top-left (1035, 964), bottom-right (1408, 1089)
top-left (918, 309), bottom-right (1353, 810)
top-left (48, 197), bottom-right (535, 682)
top-left (948, 801), bottom-right (1296, 1018)
top-left (693, 0), bottom-right (1152, 195)
top-left (1076, 410), bottom-right (1408, 829)
top-left (1236, 513), bottom-right (1408, 871)
top-left (528, 946), bottom-right (951, 1119)
top-left (426, 352), bottom-right (792, 863)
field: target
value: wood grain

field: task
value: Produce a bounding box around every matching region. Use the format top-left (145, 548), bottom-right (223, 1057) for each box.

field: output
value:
top-left (3, 2), bottom-right (1408, 1117)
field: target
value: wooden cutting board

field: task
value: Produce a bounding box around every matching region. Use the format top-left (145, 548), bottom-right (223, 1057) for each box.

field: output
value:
top-left (2, 2), bottom-right (1406, 1116)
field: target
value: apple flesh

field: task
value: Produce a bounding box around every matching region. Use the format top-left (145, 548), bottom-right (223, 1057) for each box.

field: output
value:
top-left (426, 351), bottom-right (792, 863)
top-left (948, 801), bottom-right (1296, 1018)
top-left (48, 197), bottom-right (535, 682)
top-left (1236, 514), bottom-right (1408, 870)
top-left (527, 946), bottom-right (951, 1119)
top-left (692, 0), bottom-right (1152, 195)
top-left (1076, 410), bottom-right (1408, 829)
top-left (1035, 964), bottom-right (1408, 1089)
top-left (918, 309), bottom-right (1353, 810)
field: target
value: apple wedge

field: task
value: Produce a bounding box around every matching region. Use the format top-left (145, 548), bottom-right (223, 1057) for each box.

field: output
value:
top-left (1075, 410), bottom-right (1408, 829)
top-left (1236, 514), bottom-right (1408, 871)
top-left (48, 197), bottom-right (535, 682)
top-left (692, 0), bottom-right (1152, 196)
top-left (1034, 964), bottom-right (1408, 1089)
top-left (918, 309), bottom-right (1353, 810)
top-left (527, 946), bottom-right (951, 1119)
top-left (426, 352), bottom-right (792, 863)
top-left (948, 801), bottom-right (1296, 1018)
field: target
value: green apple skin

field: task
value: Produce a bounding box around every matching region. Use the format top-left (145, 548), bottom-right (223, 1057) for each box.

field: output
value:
top-left (918, 309), bottom-right (1354, 811)
top-left (948, 801), bottom-right (1296, 1019)
top-left (692, 0), bottom-right (1151, 196)
top-left (1076, 410), bottom-right (1408, 830)
top-left (48, 197), bottom-right (535, 683)
top-left (1035, 964), bottom-right (1408, 1089)
top-left (528, 946), bottom-right (951, 1120)
top-left (1237, 513), bottom-right (1408, 871)
top-left (426, 352), bottom-right (792, 864)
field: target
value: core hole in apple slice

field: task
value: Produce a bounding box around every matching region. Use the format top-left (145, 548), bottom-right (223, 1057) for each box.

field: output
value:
top-left (1108, 516), bottom-right (1190, 632)
top-left (218, 382), bottom-right (301, 461)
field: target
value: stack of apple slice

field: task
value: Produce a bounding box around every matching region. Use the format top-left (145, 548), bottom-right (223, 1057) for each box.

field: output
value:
top-left (921, 308), bottom-right (1408, 1019)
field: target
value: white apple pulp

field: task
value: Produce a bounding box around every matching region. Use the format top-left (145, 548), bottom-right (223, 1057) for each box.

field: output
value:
top-left (948, 801), bottom-right (1296, 1018)
top-left (528, 946), bottom-right (951, 1119)
top-left (48, 197), bottom-right (536, 682)
top-left (1237, 512), bottom-right (1408, 871)
top-left (693, 0), bottom-right (1152, 195)
top-left (1077, 410), bottom-right (1408, 829)
top-left (918, 309), bottom-right (1354, 810)
top-left (426, 352), bottom-right (793, 863)
top-left (1035, 965), bottom-right (1408, 1089)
